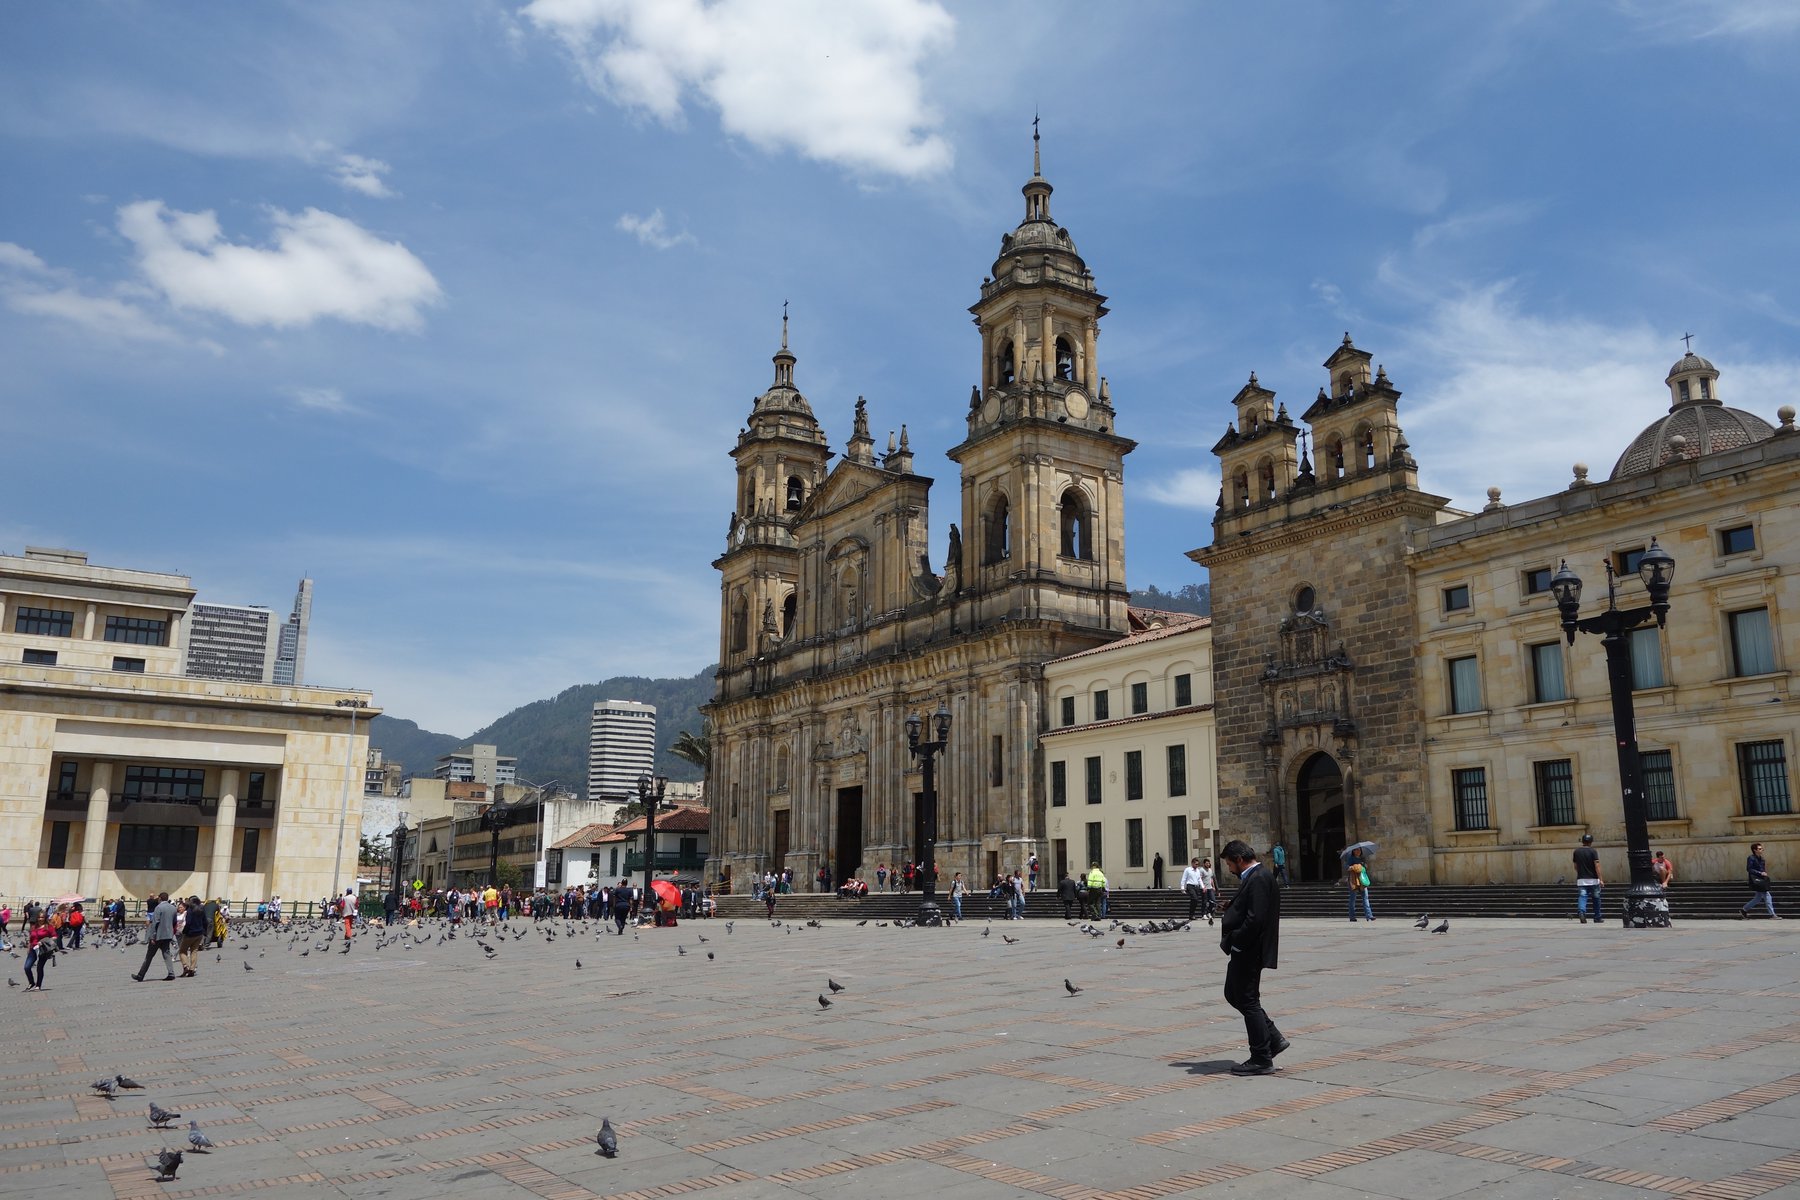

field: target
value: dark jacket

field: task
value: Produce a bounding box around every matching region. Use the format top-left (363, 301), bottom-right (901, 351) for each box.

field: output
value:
top-left (1220, 863), bottom-right (1280, 969)
top-left (1057, 875), bottom-right (1079, 902)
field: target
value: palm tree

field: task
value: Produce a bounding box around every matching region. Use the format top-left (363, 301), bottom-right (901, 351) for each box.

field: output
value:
top-left (670, 718), bottom-right (711, 772)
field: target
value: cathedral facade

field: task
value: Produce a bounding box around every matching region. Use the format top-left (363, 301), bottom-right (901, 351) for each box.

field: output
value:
top-left (705, 148), bottom-right (1135, 891)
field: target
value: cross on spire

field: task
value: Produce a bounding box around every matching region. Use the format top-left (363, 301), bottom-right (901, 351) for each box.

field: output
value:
top-left (1032, 111), bottom-right (1041, 176)
top-left (782, 300), bottom-right (789, 351)
top-left (1681, 331), bottom-right (1694, 353)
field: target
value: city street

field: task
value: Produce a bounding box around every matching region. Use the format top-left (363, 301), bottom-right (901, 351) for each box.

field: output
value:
top-left (2, 914), bottom-right (1797, 1199)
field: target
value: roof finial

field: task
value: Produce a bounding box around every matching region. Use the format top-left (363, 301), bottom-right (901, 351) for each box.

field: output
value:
top-left (781, 300), bottom-right (789, 351)
top-left (1681, 331), bottom-right (1694, 353)
top-left (1032, 111), bottom-right (1041, 177)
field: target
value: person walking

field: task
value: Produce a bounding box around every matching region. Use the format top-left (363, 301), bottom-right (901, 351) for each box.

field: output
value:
top-left (1346, 849), bottom-right (1374, 922)
top-left (950, 872), bottom-right (967, 921)
top-left (1085, 864), bottom-right (1109, 919)
top-left (23, 911), bottom-right (55, 990)
top-left (1219, 839), bottom-right (1286, 1075)
top-left (1199, 857), bottom-right (1218, 923)
top-left (1152, 852), bottom-right (1165, 890)
top-left (1741, 843), bottom-right (1779, 919)
top-left (1028, 853), bottom-right (1040, 892)
top-left (177, 897), bottom-right (206, 978)
top-left (1181, 857), bottom-right (1206, 920)
top-left (1057, 870), bottom-right (1079, 919)
top-left (611, 880), bottom-right (633, 934)
top-left (1574, 834), bottom-right (1604, 925)
top-left (65, 903), bottom-right (86, 950)
top-left (133, 892), bottom-right (178, 982)
top-left (1270, 842), bottom-right (1288, 887)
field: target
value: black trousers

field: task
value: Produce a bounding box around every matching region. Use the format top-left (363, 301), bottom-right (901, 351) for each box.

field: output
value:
top-left (137, 938), bottom-right (174, 979)
top-left (613, 909), bottom-right (629, 934)
top-left (1185, 885), bottom-right (1201, 919)
top-left (1223, 952), bottom-right (1280, 1061)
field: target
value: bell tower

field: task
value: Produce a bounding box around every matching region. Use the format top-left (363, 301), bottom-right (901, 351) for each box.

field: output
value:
top-left (716, 311), bottom-right (831, 673)
top-left (948, 127), bottom-right (1133, 632)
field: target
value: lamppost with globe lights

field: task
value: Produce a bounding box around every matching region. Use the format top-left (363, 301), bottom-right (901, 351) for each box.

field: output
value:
top-left (637, 773), bottom-right (668, 923)
top-left (905, 702), bottom-right (952, 926)
top-left (1549, 536), bottom-right (1676, 928)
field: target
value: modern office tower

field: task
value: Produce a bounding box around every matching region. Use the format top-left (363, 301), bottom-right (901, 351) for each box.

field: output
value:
top-left (186, 602), bottom-right (278, 682)
top-left (588, 700), bottom-right (656, 801)
top-left (434, 743), bottom-right (518, 786)
top-left (272, 578), bottom-right (312, 685)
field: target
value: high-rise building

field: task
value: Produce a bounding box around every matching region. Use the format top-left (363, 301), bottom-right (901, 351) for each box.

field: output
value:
top-left (588, 700), bottom-right (656, 801)
top-left (272, 578), bottom-right (312, 685)
top-left (185, 602), bottom-right (278, 682)
top-left (434, 743), bottom-right (518, 785)
top-left (185, 577), bottom-right (312, 685)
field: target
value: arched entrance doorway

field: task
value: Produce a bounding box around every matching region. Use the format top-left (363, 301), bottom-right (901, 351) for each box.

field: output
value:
top-left (1296, 753), bottom-right (1346, 882)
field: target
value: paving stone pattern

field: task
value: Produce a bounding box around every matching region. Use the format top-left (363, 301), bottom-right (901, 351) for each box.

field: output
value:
top-left (2, 915), bottom-right (1798, 1199)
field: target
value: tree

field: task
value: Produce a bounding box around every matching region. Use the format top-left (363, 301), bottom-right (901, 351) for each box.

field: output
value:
top-left (495, 860), bottom-right (524, 890)
top-left (670, 718), bottom-right (711, 772)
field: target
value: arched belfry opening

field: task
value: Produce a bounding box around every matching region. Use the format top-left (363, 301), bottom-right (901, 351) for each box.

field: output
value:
top-left (780, 590), bottom-right (797, 639)
top-left (786, 476), bottom-right (805, 512)
top-left (1059, 488), bottom-right (1092, 560)
top-left (984, 491), bottom-right (1012, 564)
top-left (1054, 336), bottom-right (1076, 382)
top-left (1295, 752), bottom-right (1346, 882)
top-left (996, 339), bottom-right (1016, 387)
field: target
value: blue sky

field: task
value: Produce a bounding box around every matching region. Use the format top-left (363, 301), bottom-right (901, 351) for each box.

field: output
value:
top-left (4, 1), bottom-right (1798, 734)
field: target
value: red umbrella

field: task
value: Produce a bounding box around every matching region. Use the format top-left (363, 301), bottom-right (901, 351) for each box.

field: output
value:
top-left (649, 880), bottom-right (681, 912)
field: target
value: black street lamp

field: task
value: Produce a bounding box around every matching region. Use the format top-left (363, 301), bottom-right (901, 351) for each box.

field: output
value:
top-left (904, 702), bottom-right (953, 926)
top-left (637, 773), bottom-right (668, 923)
top-left (1551, 536), bottom-right (1677, 929)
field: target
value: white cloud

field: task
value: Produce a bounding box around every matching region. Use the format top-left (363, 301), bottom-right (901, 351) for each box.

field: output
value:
top-left (331, 152), bottom-right (397, 198)
top-left (1140, 466), bottom-right (1222, 511)
top-left (0, 238), bottom-right (198, 348)
top-left (616, 208), bottom-right (696, 250)
top-left (288, 385), bottom-right (360, 415)
top-left (523, 0), bottom-right (956, 178)
top-left (1622, 0), bottom-right (1800, 39)
top-left (117, 201), bottom-right (443, 331)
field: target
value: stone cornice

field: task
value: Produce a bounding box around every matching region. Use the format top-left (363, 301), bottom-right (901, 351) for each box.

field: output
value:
top-left (1192, 489), bottom-right (1448, 568)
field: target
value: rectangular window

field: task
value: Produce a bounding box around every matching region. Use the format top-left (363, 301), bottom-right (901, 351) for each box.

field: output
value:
top-left (1729, 608), bottom-right (1776, 676)
top-left (1739, 741), bottom-right (1791, 816)
top-left (1125, 750), bottom-right (1144, 800)
top-left (1126, 818), bottom-right (1144, 868)
top-left (1060, 696), bottom-right (1075, 727)
top-left (1452, 767), bottom-right (1489, 831)
top-left (240, 828), bottom-right (261, 874)
top-left (1530, 642), bottom-right (1567, 703)
top-left (47, 821), bottom-right (71, 869)
top-left (112, 657), bottom-right (146, 673)
top-left (1085, 822), bottom-right (1102, 871)
top-left (1615, 546), bottom-right (1647, 576)
top-left (114, 825), bottom-right (199, 872)
top-left (23, 648), bottom-right (57, 666)
top-left (1534, 759), bottom-right (1577, 826)
top-left (122, 765), bottom-right (206, 803)
top-left (104, 615), bottom-right (168, 646)
top-left (1641, 749), bottom-right (1677, 821)
top-left (1448, 656), bottom-right (1482, 714)
top-left (1050, 761), bottom-right (1067, 807)
top-left (13, 606), bottom-right (74, 637)
top-left (57, 761), bottom-right (78, 796)
top-left (1443, 584), bottom-right (1471, 612)
top-left (1130, 682), bottom-right (1148, 715)
top-left (1093, 690), bottom-right (1110, 721)
top-left (1167, 744), bottom-right (1188, 797)
top-left (1629, 627), bottom-right (1665, 689)
top-left (1174, 673), bottom-right (1192, 707)
top-left (990, 734), bottom-right (1004, 787)
top-left (1085, 756), bottom-right (1102, 805)
top-left (1168, 815), bottom-right (1188, 865)
top-left (1524, 566), bottom-right (1554, 595)
top-left (1719, 524), bottom-right (1755, 556)
top-left (246, 772), bottom-right (266, 803)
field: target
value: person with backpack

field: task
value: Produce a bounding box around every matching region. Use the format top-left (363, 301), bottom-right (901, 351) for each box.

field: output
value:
top-left (65, 903), bottom-right (86, 950)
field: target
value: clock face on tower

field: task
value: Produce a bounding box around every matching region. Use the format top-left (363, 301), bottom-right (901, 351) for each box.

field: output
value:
top-left (981, 394), bottom-right (1002, 425)
top-left (1063, 390), bottom-right (1089, 421)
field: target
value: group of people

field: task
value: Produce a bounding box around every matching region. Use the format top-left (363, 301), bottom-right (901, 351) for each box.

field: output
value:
top-left (1573, 836), bottom-right (1779, 922)
top-left (130, 893), bottom-right (229, 983)
top-left (5, 899), bottom-right (95, 991)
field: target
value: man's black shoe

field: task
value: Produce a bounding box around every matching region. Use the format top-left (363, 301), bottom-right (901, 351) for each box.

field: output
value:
top-left (1269, 1037), bottom-right (1291, 1059)
top-left (1230, 1058), bottom-right (1275, 1076)
top-left (131, 974), bottom-right (144, 982)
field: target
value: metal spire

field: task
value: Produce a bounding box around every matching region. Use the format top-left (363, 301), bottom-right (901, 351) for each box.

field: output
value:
top-left (781, 300), bottom-right (789, 351)
top-left (1032, 111), bottom-right (1041, 176)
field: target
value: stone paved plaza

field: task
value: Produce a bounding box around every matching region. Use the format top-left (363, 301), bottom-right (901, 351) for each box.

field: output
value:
top-left (3, 912), bottom-right (1799, 1200)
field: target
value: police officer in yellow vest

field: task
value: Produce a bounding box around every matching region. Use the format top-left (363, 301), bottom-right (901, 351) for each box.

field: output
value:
top-left (1085, 864), bottom-right (1109, 919)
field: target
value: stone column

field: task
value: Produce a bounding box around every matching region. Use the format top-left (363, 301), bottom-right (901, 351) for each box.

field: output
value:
top-left (210, 768), bottom-right (240, 895)
top-left (83, 603), bottom-right (98, 640)
top-left (78, 762), bottom-right (113, 896)
top-left (1084, 320), bottom-right (1098, 392)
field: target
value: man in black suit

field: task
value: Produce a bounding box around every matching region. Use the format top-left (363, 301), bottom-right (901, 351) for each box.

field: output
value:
top-left (1218, 839), bottom-right (1288, 1075)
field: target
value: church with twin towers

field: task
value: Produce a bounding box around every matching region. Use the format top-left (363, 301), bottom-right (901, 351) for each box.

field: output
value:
top-left (704, 137), bottom-right (1136, 890)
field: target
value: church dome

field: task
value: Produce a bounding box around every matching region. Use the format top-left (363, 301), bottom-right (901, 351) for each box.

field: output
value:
top-left (1667, 351), bottom-right (1716, 379)
top-left (1609, 394), bottom-right (1774, 479)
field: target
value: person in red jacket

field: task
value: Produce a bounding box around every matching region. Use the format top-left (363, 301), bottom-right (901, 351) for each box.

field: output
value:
top-left (23, 914), bottom-right (55, 990)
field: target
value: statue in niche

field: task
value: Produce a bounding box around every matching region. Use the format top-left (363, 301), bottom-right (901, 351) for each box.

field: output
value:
top-left (761, 598), bottom-right (779, 640)
top-left (944, 523), bottom-right (963, 594)
top-left (836, 713), bottom-right (865, 755)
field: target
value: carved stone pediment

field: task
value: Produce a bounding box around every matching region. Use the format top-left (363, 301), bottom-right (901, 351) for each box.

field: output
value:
top-left (1263, 608), bottom-right (1355, 737)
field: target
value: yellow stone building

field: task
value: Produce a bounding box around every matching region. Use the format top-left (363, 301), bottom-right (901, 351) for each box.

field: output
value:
top-left (1, 546), bottom-right (376, 905)
top-left (706, 143), bottom-right (1136, 889)
top-left (1195, 345), bottom-right (1799, 884)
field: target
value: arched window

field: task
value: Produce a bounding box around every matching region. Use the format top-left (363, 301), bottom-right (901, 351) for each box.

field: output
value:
top-left (1054, 336), bottom-right (1076, 382)
top-left (1326, 437), bottom-right (1344, 481)
top-left (984, 491), bottom-right (1012, 564)
top-left (1700, 377), bottom-right (1711, 400)
top-left (1357, 426), bottom-right (1376, 471)
top-left (1339, 373), bottom-right (1355, 398)
top-left (1679, 380), bottom-right (1691, 403)
top-left (786, 476), bottom-right (805, 511)
top-left (1234, 472), bottom-right (1250, 509)
top-left (780, 591), bottom-right (797, 639)
top-left (729, 593), bottom-right (749, 653)
top-left (996, 339), bottom-right (1016, 386)
top-left (1257, 458), bottom-right (1276, 503)
top-left (1059, 488), bottom-right (1092, 560)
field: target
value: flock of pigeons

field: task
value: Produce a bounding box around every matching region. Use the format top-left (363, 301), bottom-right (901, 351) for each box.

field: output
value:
top-left (88, 1074), bottom-right (213, 1181)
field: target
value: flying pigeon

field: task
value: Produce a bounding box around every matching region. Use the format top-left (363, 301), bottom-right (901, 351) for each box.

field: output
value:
top-left (116, 1074), bottom-right (144, 1090)
top-left (818, 994), bottom-right (832, 1009)
top-left (596, 1117), bottom-right (618, 1158)
top-left (154, 1148), bottom-right (183, 1181)
top-left (1432, 920), bottom-right (1450, 934)
top-left (187, 1121), bottom-right (214, 1152)
top-left (827, 978), bottom-right (845, 993)
top-left (149, 1101), bottom-right (181, 1128)
top-left (1064, 979), bottom-right (1083, 996)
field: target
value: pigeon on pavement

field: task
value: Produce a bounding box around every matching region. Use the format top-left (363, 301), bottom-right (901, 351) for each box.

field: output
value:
top-left (817, 994), bottom-right (832, 1009)
top-left (91, 1078), bottom-right (118, 1098)
top-left (1432, 920), bottom-right (1450, 934)
top-left (596, 1117), bottom-right (618, 1158)
top-left (1064, 979), bottom-right (1083, 996)
top-left (154, 1149), bottom-right (183, 1181)
top-left (827, 978), bottom-right (845, 992)
top-left (116, 1074), bottom-right (144, 1090)
top-left (1414, 915), bottom-right (1430, 929)
top-left (149, 1102), bottom-right (180, 1128)
top-left (1002, 935), bottom-right (1018, 944)
top-left (243, 961), bottom-right (253, 971)
top-left (187, 1121), bottom-right (214, 1152)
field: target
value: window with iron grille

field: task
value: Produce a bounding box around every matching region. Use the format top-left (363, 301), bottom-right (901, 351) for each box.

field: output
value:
top-left (1738, 741), bottom-right (1791, 816)
top-left (1085, 822), bottom-right (1102, 871)
top-left (1060, 696), bottom-right (1075, 727)
top-left (1534, 759), bottom-right (1576, 826)
top-left (1050, 761), bottom-right (1067, 807)
top-left (1167, 745), bottom-right (1187, 797)
top-left (1640, 750), bottom-right (1677, 821)
top-left (1093, 690), bottom-right (1110, 721)
top-left (1452, 768), bottom-right (1489, 831)
top-left (1168, 815), bottom-right (1188, 865)
top-left (1085, 756), bottom-right (1102, 804)
top-left (1174, 673), bottom-right (1192, 707)
top-left (1130, 682), bottom-right (1148, 715)
top-left (1125, 750), bottom-right (1143, 800)
top-left (1126, 818), bottom-right (1144, 868)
